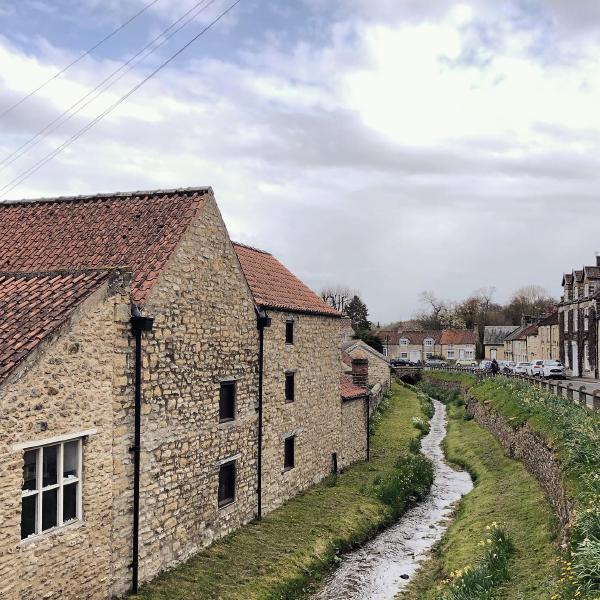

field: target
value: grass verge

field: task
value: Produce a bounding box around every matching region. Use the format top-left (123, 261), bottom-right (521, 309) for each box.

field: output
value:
top-left (133, 383), bottom-right (432, 600)
top-left (400, 390), bottom-right (559, 600)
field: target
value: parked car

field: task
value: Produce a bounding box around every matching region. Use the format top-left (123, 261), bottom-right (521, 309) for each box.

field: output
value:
top-left (541, 360), bottom-right (566, 379)
top-left (479, 360), bottom-right (492, 370)
top-left (390, 358), bottom-right (410, 367)
top-left (456, 359), bottom-right (478, 367)
top-left (425, 358), bottom-right (447, 367)
top-left (513, 362), bottom-right (530, 375)
top-left (526, 359), bottom-right (544, 377)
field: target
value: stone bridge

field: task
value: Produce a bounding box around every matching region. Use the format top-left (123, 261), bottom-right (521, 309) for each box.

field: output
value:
top-left (391, 366), bottom-right (423, 385)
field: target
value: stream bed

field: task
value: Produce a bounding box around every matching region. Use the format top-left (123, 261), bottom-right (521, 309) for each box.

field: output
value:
top-left (313, 398), bottom-right (473, 600)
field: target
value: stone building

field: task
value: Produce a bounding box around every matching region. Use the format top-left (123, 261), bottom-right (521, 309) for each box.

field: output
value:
top-left (0, 188), bottom-right (367, 600)
top-left (526, 326), bottom-right (540, 362)
top-left (378, 330), bottom-right (442, 362)
top-left (340, 339), bottom-right (391, 391)
top-left (483, 326), bottom-right (518, 360)
top-left (504, 321), bottom-right (538, 363)
top-left (559, 260), bottom-right (600, 378)
top-left (538, 312), bottom-right (559, 361)
top-left (440, 329), bottom-right (477, 362)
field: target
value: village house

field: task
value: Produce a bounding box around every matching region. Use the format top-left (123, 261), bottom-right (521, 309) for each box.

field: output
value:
top-left (559, 259), bottom-right (600, 378)
top-left (378, 330), bottom-right (442, 362)
top-left (340, 338), bottom-right (391, 392)
top-left (440, 329), bottom-right (477, 362)
top-left (504, 321), bottom-right (537, 363)
top-left (0, 188), bottom-right (368, 600)
top-left (537, 312), bottom-right (559, 361)
top-left (483, 326), bottom-right (518, 360)
top-left (526, 325), bottom-right (540, 362)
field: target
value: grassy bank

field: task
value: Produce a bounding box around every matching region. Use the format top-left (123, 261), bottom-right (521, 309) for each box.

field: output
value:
top-left (134, 383), bottom-right (432, 600)
top-left (401, 391), bottom-right (559, 600)
top-left (418, 373), bottom-right (600, 600)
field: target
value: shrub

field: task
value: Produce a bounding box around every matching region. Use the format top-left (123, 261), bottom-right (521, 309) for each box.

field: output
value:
top-left (412, 416), bottom-right (430, 435)
top-left (437, 525), bottom-right (514, 600)
top-left (371, 453), bottom-right (434, 515)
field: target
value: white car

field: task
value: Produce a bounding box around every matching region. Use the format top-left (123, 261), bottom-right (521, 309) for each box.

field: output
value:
top-left (479, 360), bottom-right (492, 370)
top-left (456, 359), bottom-right (478, 367)
top-left (513, 362), bottom-right (530, 375)
top-left (541, 360), bottom-right (566, 379)
top-left (499, 361), bottom-right (516, 373)
top-left (526, 359), bottom-right (544, 377)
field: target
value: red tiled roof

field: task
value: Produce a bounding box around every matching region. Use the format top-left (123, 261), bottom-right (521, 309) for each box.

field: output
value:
top-left (0, 270), bottom-right (109, 383)
top-left (341, 350), bottom-right (353, 368)
top-left (440, 329), bottom-right (477, 345)
top-left (233, 242), bottom-right (340, 317)
top-left (0, 188), bottom-right (208, 304)
top-left (376, 330), bottom-right (443, 345)
top-left (340, 374), bottom-right (367, 400)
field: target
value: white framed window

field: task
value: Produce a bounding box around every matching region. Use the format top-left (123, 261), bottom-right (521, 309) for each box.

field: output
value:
top-left (400, 352), bottom-right (408, 358)
top-left (574, 309), bottom-right (578, 332)
top-left (21, 438), bottom-right (82, 540)
top-left (574, 286), bottom-right (579, 300)
top-left (584, 308), bottom-right (589, 331)
top-left (585, 284), bottom-right (589, 297)
top-left (466, 351), bottom-right (474, 359)
top-left (424, 339), bottom-right (433, 347)
top-left (399, 338), bottom-right (409, 346)
top-left (382, 347), bottom-right (388, 356)
top-left (590, 283), bottom-right (595, 295)
top-left (447, 350), bottom-right (455, 358)
top-left (564, 311), bottom-right (568, 332)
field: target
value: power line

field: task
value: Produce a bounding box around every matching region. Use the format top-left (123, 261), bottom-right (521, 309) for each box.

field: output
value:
top-left (0, 0), bottom-right (216, 172)
top-left (0, 0), bottom-right (244, 199)
top-left (0, 0), bottom-right (163, 121)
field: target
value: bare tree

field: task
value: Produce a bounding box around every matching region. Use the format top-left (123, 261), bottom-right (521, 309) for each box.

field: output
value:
top-left (320, 285), bottom-right (357, 312)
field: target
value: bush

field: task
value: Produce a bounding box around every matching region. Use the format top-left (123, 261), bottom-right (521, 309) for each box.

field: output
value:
top-left (371, 453), bottom-right (434, 515)
top-left (412, 416), bottom-right (430, 435)
top-left (438, 525), bottom-right (514, 600)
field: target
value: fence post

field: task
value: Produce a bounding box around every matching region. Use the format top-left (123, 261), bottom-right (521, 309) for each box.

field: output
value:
top-left (565, 382), bottom-right (574, 402)
top-left (591, 390), bottom-right (600, 412)
top-left (578, 386), bottom-right (587, 406)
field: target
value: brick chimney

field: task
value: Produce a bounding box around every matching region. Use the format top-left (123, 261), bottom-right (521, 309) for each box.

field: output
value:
top-left (596, 254), bottom-right (600, 267)
top-left (351, 358), bottom-right (369, 388)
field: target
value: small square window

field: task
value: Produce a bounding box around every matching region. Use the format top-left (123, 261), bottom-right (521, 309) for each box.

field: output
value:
top-left (218, 461), bottom-right (236, 508)
top-left (219, 381), bottom-right (236, 423)
top-left (285, 372), bottom-right (295, 403)
top-left (286, 320), bottom-right (294, 345)
top-left (284, 436), bottom-right (295, 470)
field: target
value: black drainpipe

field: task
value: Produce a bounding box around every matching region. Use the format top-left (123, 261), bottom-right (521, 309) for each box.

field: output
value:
top-left (130, 306), bottom-right (154, 595)
top-left (256, 308), bottom-right (271, 520)
top-left (365, 394), bottom-right (370, 462)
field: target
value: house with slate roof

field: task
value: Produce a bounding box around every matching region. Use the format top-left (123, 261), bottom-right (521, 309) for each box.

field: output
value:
top-left (559, 256), bottom-right (600, 378)
top-left (0, 188), bottom-right (367, 600)
top-left (483, 325), bottom-right (519, 360)
top-left (377, 329), bottom-right (442, 362)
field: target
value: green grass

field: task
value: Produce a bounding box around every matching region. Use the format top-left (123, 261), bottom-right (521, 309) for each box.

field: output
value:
top-left (401, 395), bottom-right (559, 600)
top-left (133, 383), bottom-right (432, 600)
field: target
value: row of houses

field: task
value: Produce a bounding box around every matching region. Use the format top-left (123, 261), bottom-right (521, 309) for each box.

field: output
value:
top-left (0, 188), bottom-right (390, 600)
top-left (377, 328), bottom-right (478, 362)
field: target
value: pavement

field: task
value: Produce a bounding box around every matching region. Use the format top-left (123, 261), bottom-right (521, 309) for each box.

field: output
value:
top-left (564, 377), bottom-right (600, 392)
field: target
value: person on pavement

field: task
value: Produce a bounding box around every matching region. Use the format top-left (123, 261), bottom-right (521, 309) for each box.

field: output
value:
top-left (491, 358), bottom-right (499, 376)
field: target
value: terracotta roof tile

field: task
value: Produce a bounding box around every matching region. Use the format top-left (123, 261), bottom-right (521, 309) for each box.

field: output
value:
top-left (233, 242), bottom-right (339, 317)
top-left (440, 329), bottom-right (477, 345)
top-left (340, 374), bottom-right (367, 400)
top-left (0, 270), bottom-right (109, 383)
top-left (0, 188), bottom-right (208, 304)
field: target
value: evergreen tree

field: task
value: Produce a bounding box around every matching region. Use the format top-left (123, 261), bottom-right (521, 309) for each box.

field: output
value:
top-left (344, 295), bottom-right (371, 331)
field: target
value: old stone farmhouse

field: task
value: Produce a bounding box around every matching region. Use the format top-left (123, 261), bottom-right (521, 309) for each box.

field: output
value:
top-left (483, 325), bottom-right (518, 360)
top-left (0, 188), bottom-right (368, 600)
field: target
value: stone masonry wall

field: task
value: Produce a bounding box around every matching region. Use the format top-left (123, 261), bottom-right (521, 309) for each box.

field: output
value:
top-left (110, 194), bottom-right (260, 595)
top-left (345, 345), bottom-right (390, 391)
top-left (261, 311), bottom-right (343, 513)
top-left (0, 278), bottom-right (130, 600)
top-left (422, 374), bottom-right (574, 539)
top-left (340, 398), bottom-right (368, 468)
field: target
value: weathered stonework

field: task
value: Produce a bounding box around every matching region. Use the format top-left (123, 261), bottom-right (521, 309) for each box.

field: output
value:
top-left (0, 276), bottom-right (130, 600)
top-left (261, 311), bottom-right (342, 512)
top-left (340, 398), bottom-right (368, 468)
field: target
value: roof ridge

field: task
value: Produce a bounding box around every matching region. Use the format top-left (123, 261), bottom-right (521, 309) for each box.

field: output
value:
top-left (0, 186), bottom-right (211, 207)
top-left (231, 241), bottom-right (272, 255)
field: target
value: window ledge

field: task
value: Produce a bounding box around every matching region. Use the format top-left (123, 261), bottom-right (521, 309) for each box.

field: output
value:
top-left (217, 499), bottom-right (237, 513)
top-left (19, 519), bottom-right (84, 547)
top-left (283, 466), bottom-right (294, 473)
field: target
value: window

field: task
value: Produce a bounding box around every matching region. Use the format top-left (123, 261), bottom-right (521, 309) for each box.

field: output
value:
top-left (574, 286), bottom-right (579, 300)
top-left (284, 436), bottom-right (295, 470)
top-left (219, 381), bottom-right (236, 423)
top-left (285, 320), bottom-right (294, 345)
top-left (564, 312), bottom-right (568, 332)
top-left (424, 339), bottom-right (433, 346)
top-left (574, 309), bottom-right (578, 332)
top-left (585, 342), bottom-right (590, 371)
top-left (466, 351), bottom-right (474, 359)
top-left (426, 352), bottom-right (433, 358)
top-left (447, 350), bottom-right (455, 358)
top-left (399, 338), bottom-right (409, 346)
top-left (21, 439), bottom-right (81, 540)
top-left (382, 347), bottom-right (388, 357)
top-left (400, 352), bottom-right (408, 359)
top-left (590, 284), bottom-right (595, 295)
top-left (585, 284), bottom-right (589, 297)
top-left (285, 372), bottom-right (295, 402)
top-left (584, 309), bottom-right (589, 331)
top-left (218, 460), bottom-right (236, 508)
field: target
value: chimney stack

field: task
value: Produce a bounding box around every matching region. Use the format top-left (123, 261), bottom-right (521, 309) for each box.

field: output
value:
top-left (351, 358), bottom-right (369, 388)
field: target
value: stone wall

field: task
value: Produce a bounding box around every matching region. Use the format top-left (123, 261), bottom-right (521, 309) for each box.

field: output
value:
top-left (0, 275), bottom-right (130, 600)
top-left (340, 397), bottom-right (368, 468)
top-left (261, 311), bottom-right (343, 512)
top-left (110, 194), bottom-right (261, 595)
top-left (344, 344), bottom-right (390, 390)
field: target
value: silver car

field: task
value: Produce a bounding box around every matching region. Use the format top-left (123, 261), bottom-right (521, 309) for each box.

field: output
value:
top-left (541, 360), bottom-right (566, 379)
top-left (513, 362), bottom-right (530, 375)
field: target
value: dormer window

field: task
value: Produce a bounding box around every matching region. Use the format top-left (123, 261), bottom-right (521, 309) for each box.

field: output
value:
top-left (399, 338), bottom-right (409, 346)
top-left (424, 339), bottom-right (433, 347)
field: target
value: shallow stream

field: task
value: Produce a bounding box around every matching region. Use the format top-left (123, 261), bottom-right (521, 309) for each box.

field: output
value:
top-left (313, 398), bottom-right (473, 600)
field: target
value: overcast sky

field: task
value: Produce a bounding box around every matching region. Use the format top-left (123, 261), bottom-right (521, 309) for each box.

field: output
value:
top-left (1, 1), bottom-right (600, 323)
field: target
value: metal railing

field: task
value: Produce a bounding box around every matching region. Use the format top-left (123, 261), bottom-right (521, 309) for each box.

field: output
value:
top-left (427, 366), bottom-right (600, 412)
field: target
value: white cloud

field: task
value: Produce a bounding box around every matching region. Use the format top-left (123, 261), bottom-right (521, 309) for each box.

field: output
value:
top-left (1, 1), bottom-right (600, 322)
